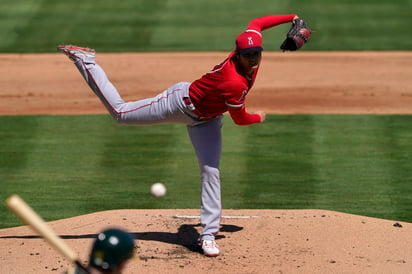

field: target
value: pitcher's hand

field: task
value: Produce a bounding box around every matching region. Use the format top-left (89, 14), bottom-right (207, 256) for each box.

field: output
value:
top-left (255, 111), bottom-right (266, 123)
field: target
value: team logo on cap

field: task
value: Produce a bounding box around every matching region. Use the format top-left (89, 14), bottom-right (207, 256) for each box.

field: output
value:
top-left (248, 37), bottom-right (254, 46)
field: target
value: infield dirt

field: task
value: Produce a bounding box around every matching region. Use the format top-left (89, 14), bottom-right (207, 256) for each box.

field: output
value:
top-left (0, 52), bottom-right (411, 273)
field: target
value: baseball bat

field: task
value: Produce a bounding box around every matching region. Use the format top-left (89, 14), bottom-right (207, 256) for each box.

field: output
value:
top-left (6, 194), bottom-right (89, 273)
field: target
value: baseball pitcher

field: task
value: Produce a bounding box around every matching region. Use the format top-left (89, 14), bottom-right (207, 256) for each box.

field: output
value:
top-left (57, 13), bottom-right (311, 257)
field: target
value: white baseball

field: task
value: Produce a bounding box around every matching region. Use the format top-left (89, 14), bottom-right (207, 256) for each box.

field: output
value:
top-left (151, 183), bottom-right (166, 198)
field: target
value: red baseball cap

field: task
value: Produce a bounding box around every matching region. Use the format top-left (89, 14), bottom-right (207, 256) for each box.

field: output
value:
top-left (235, 30), bottom-right (263, 54)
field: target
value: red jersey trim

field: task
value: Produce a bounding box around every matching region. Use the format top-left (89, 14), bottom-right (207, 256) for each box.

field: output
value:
top-left (226, 102), bottom-right (243, 108)
top-left (208, 58), bottom-right (229, 74)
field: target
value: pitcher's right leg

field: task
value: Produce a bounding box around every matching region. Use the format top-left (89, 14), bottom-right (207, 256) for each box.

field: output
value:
top-left (58, 45), bottom-right (125, 119)
top-left (58, 45), bottom-right (192, 125)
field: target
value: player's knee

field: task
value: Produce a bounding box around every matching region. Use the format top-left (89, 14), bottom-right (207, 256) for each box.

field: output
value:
top-left (112, 113), bottom-right (128, 125)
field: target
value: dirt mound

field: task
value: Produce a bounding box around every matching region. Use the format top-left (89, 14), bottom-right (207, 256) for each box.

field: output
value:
top-left (0, 209), bottom-right (410, 273)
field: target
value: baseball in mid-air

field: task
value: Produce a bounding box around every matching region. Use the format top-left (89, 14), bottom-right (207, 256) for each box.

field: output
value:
top-left (151, 182), bottom-right (166, 198)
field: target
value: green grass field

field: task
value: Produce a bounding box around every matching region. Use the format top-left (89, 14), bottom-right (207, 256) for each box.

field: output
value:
top-left (0, 0), bottom-right (411, 52)
top-left (1, 115), bottom-right (412, 228)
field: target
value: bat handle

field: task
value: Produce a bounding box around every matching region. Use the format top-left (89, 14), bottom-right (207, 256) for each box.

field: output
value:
top-left (6, 195), bottom-right (88, 271)
top-left (75, 261), bottom-right (91, 274)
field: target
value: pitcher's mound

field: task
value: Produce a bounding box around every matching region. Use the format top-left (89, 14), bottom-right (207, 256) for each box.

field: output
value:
top-left (0, 209), bottom-right (410, 273)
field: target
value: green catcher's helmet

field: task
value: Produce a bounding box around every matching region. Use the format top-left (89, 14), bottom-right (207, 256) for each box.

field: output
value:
top-left (89, 228), bottom-right (135, 271)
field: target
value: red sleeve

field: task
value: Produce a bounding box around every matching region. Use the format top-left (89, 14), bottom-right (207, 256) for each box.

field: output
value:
top-left (246, 14), bottom-right (296, 32)
top-left (228, 105), bottom-right (261, 126)
top-left (218, 82), bottom-right (261, 126)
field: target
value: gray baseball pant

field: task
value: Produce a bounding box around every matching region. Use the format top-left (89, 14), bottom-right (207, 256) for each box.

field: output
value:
top-left (74, 59), bottom-right (222, 241)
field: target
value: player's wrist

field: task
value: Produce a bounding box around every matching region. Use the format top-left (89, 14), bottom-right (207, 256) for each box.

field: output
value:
top-left (254, 111), bottom-right (266, 122)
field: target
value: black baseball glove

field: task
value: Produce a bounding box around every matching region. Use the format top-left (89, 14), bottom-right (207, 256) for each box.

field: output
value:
top-left (280, 18), bottom-right (313, 51)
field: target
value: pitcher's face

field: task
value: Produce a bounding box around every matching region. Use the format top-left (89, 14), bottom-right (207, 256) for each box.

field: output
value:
top-left (238, 50), bottom-right (262, 75)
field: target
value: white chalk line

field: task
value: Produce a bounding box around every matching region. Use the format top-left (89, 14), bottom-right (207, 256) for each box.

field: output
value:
top-left (174, 215), bottom-right (260, 219)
